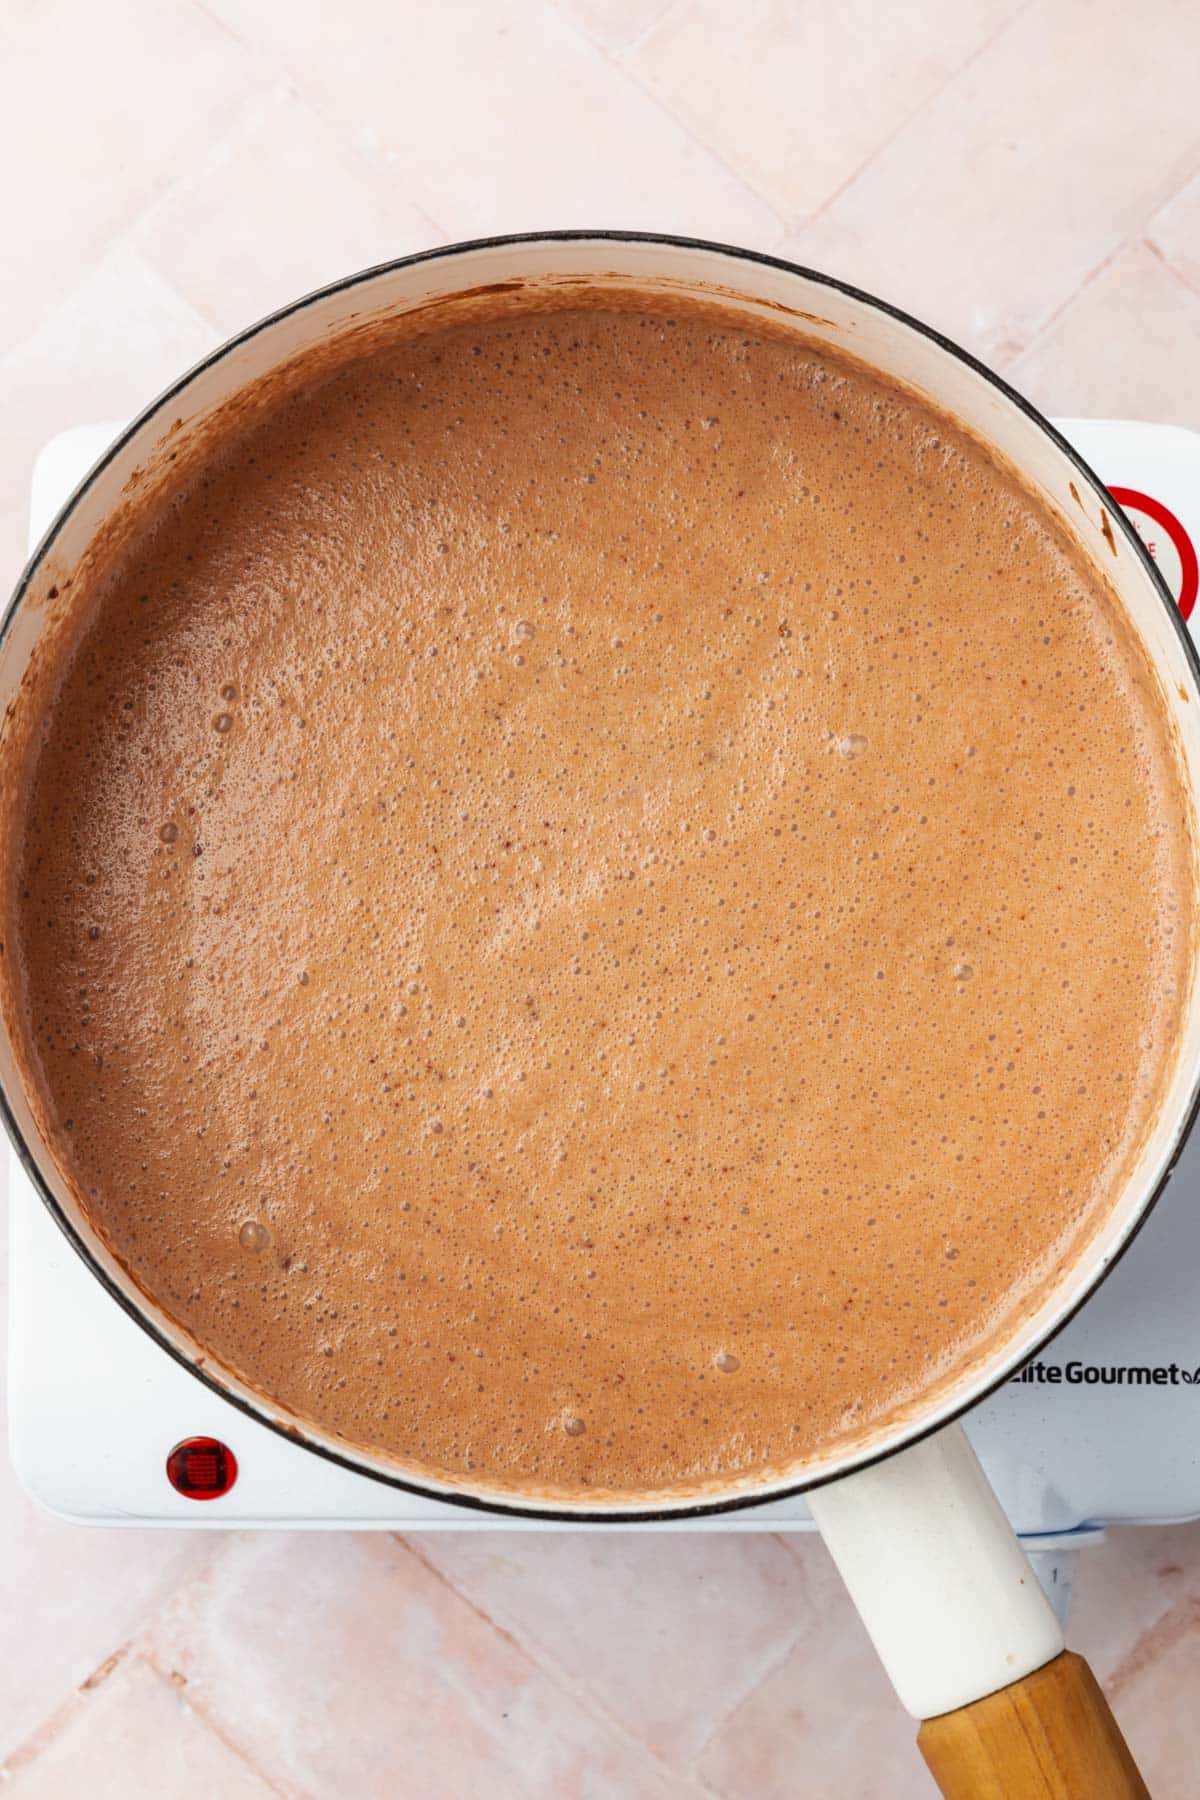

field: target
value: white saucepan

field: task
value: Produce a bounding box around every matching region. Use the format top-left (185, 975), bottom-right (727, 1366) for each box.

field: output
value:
top-left (3, 234), bottom-right (1194, 1796)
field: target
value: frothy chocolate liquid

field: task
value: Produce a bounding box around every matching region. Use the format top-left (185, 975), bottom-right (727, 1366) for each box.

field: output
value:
top-left (5, 297), bottom-right (1192, 1500)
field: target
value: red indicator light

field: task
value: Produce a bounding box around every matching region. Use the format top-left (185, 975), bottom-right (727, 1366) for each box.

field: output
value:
top-left (166, 1436), bottom-right (238, 1500)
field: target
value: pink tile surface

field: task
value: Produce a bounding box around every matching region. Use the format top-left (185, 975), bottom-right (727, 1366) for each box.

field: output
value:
top-left (0, 253), bottom-right (217, 588)
top-left (628, 0), bottom-right (1022, 222)
top-left (699, 1539), bottom-right (927, 1799)
top-left (1069, 1524), bottom-right (1200, 1685)
top-left (1, 0), bottom-right (258, 348)
top-left (203, 0), bottom-right (782, 247)
top-left (414, 1530), bottom-right (811, 1760)
top-left (1149, 167), bottom-right (1200, 299)
top-left (140, 1534), bottom-right (697, 1798)
top-left (1102, 1607), bottom-right (1200, 1799)
top-left (4, 2), bottom-right (1200, 1795)
top-left (1008, 241), bottom-right (1200, 425)
top-left (0, 1447), bottom-right (204, 1770)
top-left (5, 1657), bottom-right (275, 1800)
top-left (555, 0), bottom-right (673, 52)
top-left (785, 0), bottom-right (1200, 364)
top-left (128, 82), bottom-right (443, 338)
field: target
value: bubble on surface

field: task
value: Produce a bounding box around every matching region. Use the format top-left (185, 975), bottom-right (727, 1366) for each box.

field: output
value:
top-left (239, 1219), bottom-right (271, 1252)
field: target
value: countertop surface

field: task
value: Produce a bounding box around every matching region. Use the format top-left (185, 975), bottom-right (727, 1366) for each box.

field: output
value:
top-left (4, 2), bottom-right (1200, 1794)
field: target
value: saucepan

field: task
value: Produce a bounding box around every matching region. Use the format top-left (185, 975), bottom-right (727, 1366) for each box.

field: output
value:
top-left (3, 233), bottom-right (1196, 1796)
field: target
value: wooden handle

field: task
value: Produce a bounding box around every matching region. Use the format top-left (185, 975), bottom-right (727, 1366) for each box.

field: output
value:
top-left (917, 1652), bottom-right (1149, 1798)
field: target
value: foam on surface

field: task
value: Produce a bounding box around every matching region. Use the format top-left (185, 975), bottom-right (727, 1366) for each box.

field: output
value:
top-left (4, 302), bottom-right (1192, 1498)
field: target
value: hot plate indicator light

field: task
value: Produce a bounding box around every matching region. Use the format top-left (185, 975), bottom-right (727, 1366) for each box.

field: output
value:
top-left (166, 1436), bottom-right (238, 1500)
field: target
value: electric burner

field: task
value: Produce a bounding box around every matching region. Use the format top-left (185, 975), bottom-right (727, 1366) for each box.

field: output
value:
top-left (10, 421), bottom-right (1200, 1570)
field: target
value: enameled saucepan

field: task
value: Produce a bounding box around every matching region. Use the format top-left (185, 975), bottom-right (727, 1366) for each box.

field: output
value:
top-left (4, 234), bottom-right (1196, 1796)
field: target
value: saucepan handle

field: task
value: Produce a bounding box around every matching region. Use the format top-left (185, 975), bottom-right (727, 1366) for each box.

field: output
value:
top-left (807, 1423), bottom-right (1149, 1797)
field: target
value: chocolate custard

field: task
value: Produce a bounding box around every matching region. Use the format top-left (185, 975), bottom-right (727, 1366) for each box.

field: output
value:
top-left (4, 298), bottom-right (1193, 1499)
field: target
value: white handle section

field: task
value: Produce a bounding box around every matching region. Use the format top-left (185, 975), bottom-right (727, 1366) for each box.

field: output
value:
top-left (807, 1422), bottom-right (1064, 1720)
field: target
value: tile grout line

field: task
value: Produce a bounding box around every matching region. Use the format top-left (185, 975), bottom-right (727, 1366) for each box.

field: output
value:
top-left (542, 3), bottom-right (788, 239)
top-left (1000, 139), bottom-right (1200, 372)
top-left (678, 1535), bottom-right (837, 1767)
top-left (1104, 1592), bottom-right (1200, 1706)
top-left (555, 0), bottom-right (686, 60)
top-left (775, 1529), bottom-right (831, 1582)
top-left (183, 8), bottom-right (464, 251)
top-left (622, 0), bottom-right (689, 58)
top-left (188, 0), bottom-right (249, 49)
top-left (688, 1604), bottom-right (821, 1770)
top-left (53, 72), bottom-right (454, 344)
top-left (0, 1530), bottom-right (232, 1787)
top-left (1137, 146), bottom-right (1200, 255)
top-left (130, 1534), bottom-right (295, 1797)
top-left (683, 1531), bottom-right (861, 1772)
top-left (795, 0), bottom-right (1037, 239)
top-left (394, 1534), bottom-right (722, 1797)
top-left (1144, 232), bottom-right (1200, 307)
top-left (0, 1643), bottom-right (136, 1784)
top-left (258, 81), bottom-right (456, 249)
top-left (179, 0), bottom-right (457, 262)
top-left (1000, 228), bottom-right (1166, 377)
top-left (139, 1653), bottom-right (294, 1798)
top-left (106, 4), bottom-right (275, 268)
top-left (0, 139), bottom-right (226, 370)
top-left (629, 0), bottom-right (1038, 243)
